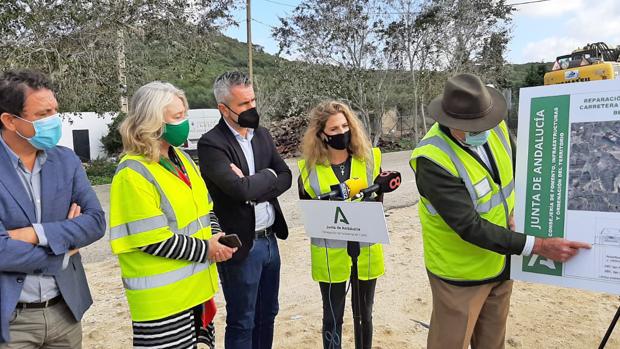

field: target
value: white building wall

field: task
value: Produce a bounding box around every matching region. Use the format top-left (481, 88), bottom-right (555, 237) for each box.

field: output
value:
top-left (57, 112), bottom-right (115, 161)
top-left (56, 109), bottom-right (220, 161)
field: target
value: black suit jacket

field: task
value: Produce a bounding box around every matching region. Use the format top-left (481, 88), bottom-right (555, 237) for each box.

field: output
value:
top-left (197, 118), bottom-right (291, 261)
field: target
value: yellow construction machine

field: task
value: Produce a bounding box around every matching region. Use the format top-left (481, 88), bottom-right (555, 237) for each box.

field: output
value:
top-left (544, 42), bottom-right (620, 85)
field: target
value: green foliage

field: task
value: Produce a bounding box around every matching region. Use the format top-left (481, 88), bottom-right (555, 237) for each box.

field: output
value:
top-left (523, 63), bottom-right (547, 87)
top-left (508, 62), bottom-right (552, 88)
top-left (0, 0), bottom-right (238, 113)
top-left (101, 112), bottom-right (126, 157)
top-left (505, 62), bottom-right (552, 130)
top-left (85, 158), bottom-right (118, 185)
top-left (166, 36), bottom-right (280, 109)
top-left (476, 30), bottom-right (512, 88)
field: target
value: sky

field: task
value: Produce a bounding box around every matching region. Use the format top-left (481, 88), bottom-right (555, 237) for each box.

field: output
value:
top-left (224, 0), bottom-right (620, 64)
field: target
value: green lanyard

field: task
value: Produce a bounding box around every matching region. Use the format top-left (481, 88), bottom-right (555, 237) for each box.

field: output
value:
top-left (159, 153), bottom-right (192, 188)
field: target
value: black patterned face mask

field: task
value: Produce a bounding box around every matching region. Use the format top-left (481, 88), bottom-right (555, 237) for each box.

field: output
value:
top-left (323, 130), bottom-right (351, 150)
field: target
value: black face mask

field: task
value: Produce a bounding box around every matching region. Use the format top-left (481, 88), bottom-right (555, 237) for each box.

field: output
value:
top-left (225, 104), bottom-right (260, 129)
top-left (323, 130), bottom-right (351, 150)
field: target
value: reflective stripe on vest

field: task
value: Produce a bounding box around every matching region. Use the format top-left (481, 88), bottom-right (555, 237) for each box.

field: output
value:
top-left (109, 215), bottom-right (167, 241)
top-left (410, 121), bottom-right (514, 281)
top-left (415, 125), bottom-right (513, 215)
top-left (109, 160), bottom-right (211, 240)
top-left (493, 123), bottom-right (512, 163)
top-left (123, 262), bottom-right (211, 291)
top-left (110, 214), bottom-right (210, 240)
top-left (416, 136), bottom-right (478, 206)
top-left (423, 180), bottom-right (514, 216)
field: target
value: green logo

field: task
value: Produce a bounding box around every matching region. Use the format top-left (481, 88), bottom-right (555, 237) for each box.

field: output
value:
top-left (334, 207), bottom-right (349, 224)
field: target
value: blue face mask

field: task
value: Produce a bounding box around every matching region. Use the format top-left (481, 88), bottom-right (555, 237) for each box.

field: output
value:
top-left (464, 130), bottom-right (490, 147)
top-left (14, 113), bottom-right (63, 150)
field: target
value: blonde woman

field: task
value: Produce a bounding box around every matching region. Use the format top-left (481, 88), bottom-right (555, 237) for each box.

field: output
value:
top-left (109, 81), bottom-right (236, 348)
top-left (297, 101), bottom-right (383, 349)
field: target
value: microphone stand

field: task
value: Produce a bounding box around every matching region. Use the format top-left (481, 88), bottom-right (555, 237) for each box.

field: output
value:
top-left (347, 239), bottom-right (363, 349)
top-left (347, 193), bottom-right (375, 349)
top-left (599, 304), bottom-right (620, 348)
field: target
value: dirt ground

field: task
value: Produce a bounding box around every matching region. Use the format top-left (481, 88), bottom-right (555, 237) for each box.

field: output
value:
top-left (81, 151), bottom-right (620, 348)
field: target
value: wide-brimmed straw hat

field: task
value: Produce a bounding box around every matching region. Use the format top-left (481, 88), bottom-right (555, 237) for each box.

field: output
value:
top-left (428, 73), bottom-right (507, 132)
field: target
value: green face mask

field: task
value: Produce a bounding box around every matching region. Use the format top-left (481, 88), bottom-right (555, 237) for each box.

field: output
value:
top-left (162, 119), bottom-right (190, 147)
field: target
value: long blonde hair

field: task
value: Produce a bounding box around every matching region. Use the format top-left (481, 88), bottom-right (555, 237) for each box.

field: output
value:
top-left (119, 81), bottom-right (188, 162)
top-left (301, 100), bottom-right (372, 171)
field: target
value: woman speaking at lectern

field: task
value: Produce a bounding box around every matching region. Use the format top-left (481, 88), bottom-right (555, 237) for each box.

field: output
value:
top-left (297, 100), bottom-right (383, 349)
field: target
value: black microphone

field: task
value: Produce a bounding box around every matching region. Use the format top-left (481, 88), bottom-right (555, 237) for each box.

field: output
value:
top-left (316, 177), bottom-right (366, 200)
top-left (316, 183), bottom-right (348, 200)
top-left (354, 171), bottom-right (402, 199)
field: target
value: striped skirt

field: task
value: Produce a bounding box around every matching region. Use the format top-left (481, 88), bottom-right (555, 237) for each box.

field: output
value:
top-left (133, 307), bottom-right (215, 349)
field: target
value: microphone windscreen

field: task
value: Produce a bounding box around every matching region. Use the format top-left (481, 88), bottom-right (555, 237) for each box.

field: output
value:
top-left (374, 171), bottom-right (402, 193)
top-left (344, 177), bottom-right (367, 198)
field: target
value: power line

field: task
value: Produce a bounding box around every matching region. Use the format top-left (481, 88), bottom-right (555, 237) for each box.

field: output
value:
top-left (253, 0), bottom-right (552, 27)
top-left (263, 0), bottom-right (551, 10)
top-left (252, 18), bottom-right (276, 29)
top-left (507, 0), bottom-right (551, 6)
top-left (262, 0), bottom-right (296, 8)
top-left (259, 1), bottom-right (415, 16)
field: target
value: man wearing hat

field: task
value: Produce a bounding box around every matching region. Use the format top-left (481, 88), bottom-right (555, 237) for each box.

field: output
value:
top-left (410, 73), bottom-right (590, 349)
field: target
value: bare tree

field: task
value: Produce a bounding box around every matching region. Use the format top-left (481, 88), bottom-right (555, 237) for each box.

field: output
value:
top-left (435, 0), bottom-right (513, 76)
top-left (381, 0), bottom-right (513, 142)
top-left (382, 0), bottom-right (444, 141)
top-left (273, 0), bottom-right (394, 144)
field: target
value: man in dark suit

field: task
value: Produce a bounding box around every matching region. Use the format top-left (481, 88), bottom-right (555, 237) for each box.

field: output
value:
top-left (0, 70), bottom-right (106, 347)
top-left (198, 71), bottom-right (291, 349)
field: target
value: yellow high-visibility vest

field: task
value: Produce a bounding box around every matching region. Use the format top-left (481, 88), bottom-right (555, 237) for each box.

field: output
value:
top-left (110, 148), bottom-right (218, 321)
top-left (410, 121), bottom-right (515, 281)
top-left (298, 148), bottom-right (384, 283)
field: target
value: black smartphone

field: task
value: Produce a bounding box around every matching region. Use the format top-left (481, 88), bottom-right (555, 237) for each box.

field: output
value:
top-left (219, 234), bottom-right (242, 249)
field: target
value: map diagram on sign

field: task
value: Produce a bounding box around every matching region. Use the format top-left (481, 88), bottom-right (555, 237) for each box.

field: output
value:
top-left (594, 227), bottom-right (620, 281)
top-left (564, 221), bottom-right (620, 282)
top-left (567, 121), bottom-right (620, 212)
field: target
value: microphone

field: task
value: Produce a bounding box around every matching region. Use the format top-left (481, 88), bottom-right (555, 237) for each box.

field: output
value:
top-left (354, 171), bottom-right (401, 199)
top-left (345, 177), bottom-right (366, 198)
top-left (316, 177), bottom-right (366, 200)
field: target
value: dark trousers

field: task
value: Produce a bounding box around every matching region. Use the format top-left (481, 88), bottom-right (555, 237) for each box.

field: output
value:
top-left (319, 279), bottom-right (377, 349)
top-left (217, 234), bottom-right (281, 349)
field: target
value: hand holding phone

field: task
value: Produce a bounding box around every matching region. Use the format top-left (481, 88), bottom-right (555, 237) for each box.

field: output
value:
top-left (207, 233), bottom-right (237, 263)
top-left (218, 234), bottom-right (242, 249)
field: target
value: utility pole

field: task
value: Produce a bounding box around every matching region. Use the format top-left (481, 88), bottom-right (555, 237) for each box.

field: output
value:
top-left (247, 0), bottom-right (253, 82)
top-left (116, 29), bottom-right (128, 114)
